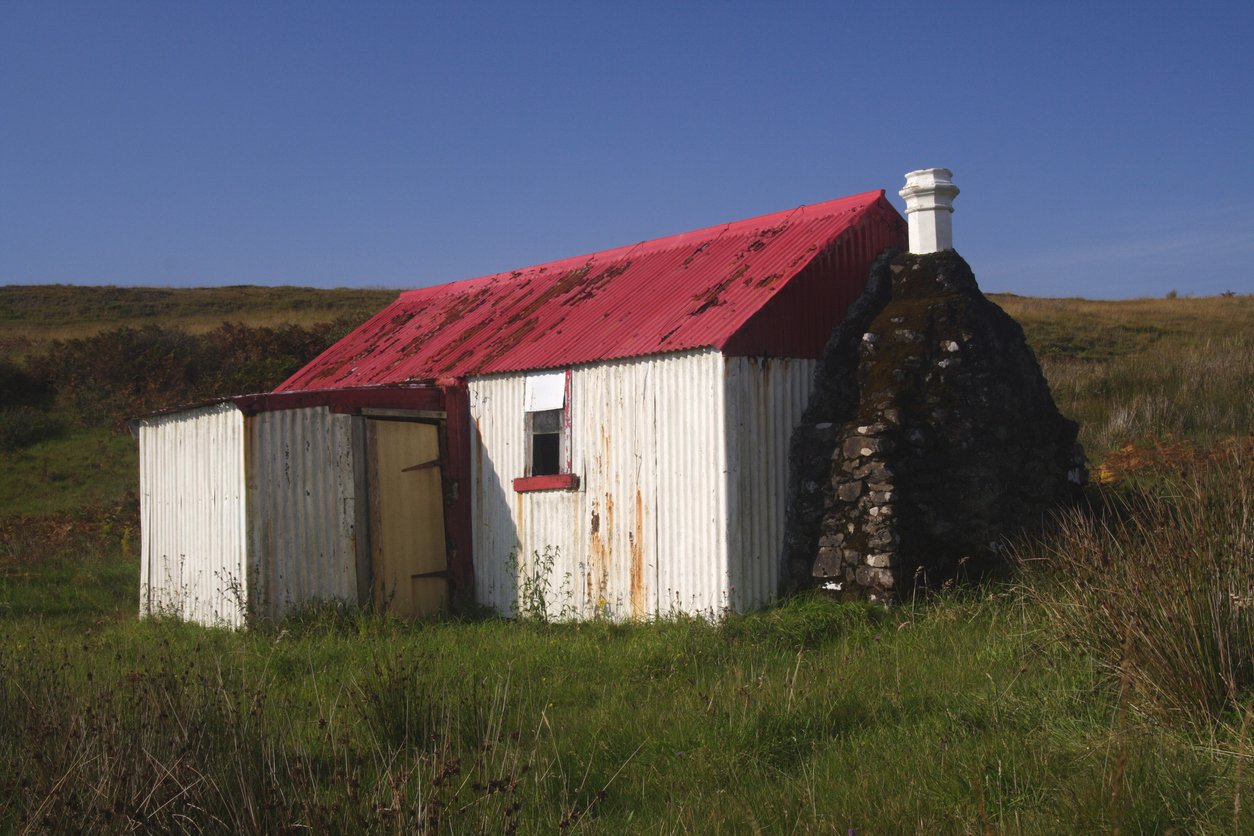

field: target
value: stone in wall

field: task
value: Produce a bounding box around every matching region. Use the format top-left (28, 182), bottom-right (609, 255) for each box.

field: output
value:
top-left (783, 249), bottom-right (1085, 601)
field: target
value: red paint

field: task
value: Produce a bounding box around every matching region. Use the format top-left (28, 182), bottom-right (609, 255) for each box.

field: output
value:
top-left (275, 191), bottom-right (906, 391)
top-left (234, 385), bottom-right (444, 416)
top-left (721, 202), bottom-right (907, 357)
top-left (513, 473), bottom-right (581, 493)
top-left (441, 382), bottom-right (475, 603)
top-left (135, 384), bottom-right (446, 422)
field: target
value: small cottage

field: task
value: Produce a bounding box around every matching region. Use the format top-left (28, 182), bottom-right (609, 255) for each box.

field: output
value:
top-left (137, 185), bottom-right (909, 626)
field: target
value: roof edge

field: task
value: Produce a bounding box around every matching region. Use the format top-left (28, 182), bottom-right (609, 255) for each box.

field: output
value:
top-left (399, 189), bottom-right (889, 299)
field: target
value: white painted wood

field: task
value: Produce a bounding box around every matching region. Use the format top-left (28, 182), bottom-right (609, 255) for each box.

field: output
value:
top-left (523, 370), bottom-right (566, 411)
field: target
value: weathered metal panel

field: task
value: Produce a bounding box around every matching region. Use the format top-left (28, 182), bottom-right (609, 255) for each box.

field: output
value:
top-left (246, 406), bottom-right (358, 621)
top-left (278, 192), bottom-right (905, 390)
top-left (138, 402), bottom-right (248, 627)
top-left (469, 350), bottom-right (729, 619)
top-left (651, 351), bottom-right (728, 615)
top-left (724, 356), bottom-right (816, 611)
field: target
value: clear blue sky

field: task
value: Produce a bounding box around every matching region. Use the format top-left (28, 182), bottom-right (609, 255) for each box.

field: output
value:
top-left (2, 1), bottom-right (1252, 299)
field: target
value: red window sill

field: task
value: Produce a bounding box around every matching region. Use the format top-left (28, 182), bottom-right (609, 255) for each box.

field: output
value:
top-left (513, 473), bottom-right (580, 493)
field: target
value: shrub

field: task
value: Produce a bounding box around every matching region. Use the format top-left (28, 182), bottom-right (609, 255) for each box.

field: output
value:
top-left (1015, 450), bottom-right (1254, 725)
top-left (0, 406), bottom-right (64, 452)
top-left (22, 320), bottom-right (355, 429)
top-left (0, 358), bottom-right (53, 409)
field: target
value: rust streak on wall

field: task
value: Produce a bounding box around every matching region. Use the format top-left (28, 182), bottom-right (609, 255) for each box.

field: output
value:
top-left (630, 488), bottom-right (645, 618)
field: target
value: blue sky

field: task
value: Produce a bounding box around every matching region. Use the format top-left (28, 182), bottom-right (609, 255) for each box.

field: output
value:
top-left (2, 1), bottom-right (1251, 298)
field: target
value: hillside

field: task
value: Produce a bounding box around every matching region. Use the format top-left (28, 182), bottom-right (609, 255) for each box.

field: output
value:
top-left (0, 285), bottom-right (1251, 832)
top-left (0, 284), bottom-right (399, 356)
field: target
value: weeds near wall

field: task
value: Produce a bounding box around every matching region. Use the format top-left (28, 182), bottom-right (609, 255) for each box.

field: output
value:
top-left (506, 546), bottom-right (577, 622)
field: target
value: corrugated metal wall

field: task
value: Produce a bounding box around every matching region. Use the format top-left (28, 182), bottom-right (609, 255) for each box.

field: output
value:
top-left (140, 354), bottom-right (811, 625)
top-left (138, 403), bottom-right (249, 627)
top-left (723, 356), bottom-right (816, 611)
top-left (469, 350), bottom-right (729, 619)
top-left (246, 407), bottom-right (359, 621)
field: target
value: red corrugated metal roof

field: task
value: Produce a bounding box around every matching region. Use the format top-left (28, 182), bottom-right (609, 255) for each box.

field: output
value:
top-left (277, 190), bottom-right (904, 391)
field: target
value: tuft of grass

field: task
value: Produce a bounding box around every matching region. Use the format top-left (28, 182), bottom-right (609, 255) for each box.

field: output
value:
top-left (1015, 451), bottom-right (1254, 726)
top-left (1040, 338), bottom-right (1252, 453)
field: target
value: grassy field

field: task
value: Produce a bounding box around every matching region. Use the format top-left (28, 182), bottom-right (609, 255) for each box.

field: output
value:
top-left (1, 285), bottom-right (1251, 832)
top-left (996, 293), bottom-right (1253, 452)
top-left (0, 284), bottom-right (398, 357)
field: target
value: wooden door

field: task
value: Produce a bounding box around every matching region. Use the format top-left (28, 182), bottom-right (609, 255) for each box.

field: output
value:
top-left (366, 419), bottom-right (448, 617)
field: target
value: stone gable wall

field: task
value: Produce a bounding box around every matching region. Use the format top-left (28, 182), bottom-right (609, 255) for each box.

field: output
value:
top-left (783, 250), bottom-right (1085, 601)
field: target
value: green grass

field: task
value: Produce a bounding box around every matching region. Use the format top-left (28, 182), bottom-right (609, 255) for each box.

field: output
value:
top-left (0, 428), bottom-right (137, 516)
top-left (1, 288), bottom-right (1252, 831)
top-left (3, 591), bottom-right (1246, 832)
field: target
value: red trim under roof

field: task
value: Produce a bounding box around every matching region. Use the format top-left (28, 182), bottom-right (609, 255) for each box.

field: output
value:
top-left (277, 191), bottom-right (905, 391)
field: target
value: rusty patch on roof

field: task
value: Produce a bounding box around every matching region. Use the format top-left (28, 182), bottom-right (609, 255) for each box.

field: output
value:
top-left (682, 242), bottom-right (710, 268)
top-left (273, 190), bottom-right (906, 390)
top-left (689, 264), bottom-right (750, 316)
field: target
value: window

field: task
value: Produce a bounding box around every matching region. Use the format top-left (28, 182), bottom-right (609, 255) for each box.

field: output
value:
top-left (528, 408), bottom-right (563, 475)
top-left (514, 370), bottom-right (579, 492)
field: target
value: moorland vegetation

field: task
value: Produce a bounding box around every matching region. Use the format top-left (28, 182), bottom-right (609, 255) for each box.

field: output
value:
top-left (0, 285), bottom-right (1250, 832)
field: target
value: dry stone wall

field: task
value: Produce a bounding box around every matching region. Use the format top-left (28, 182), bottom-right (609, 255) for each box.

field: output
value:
top-left (783, 250), bottom-right (1086, 601)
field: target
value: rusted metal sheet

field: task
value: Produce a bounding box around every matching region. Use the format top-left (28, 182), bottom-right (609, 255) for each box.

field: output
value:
top-left (246, 407), bottom-right (359, 621)
top-left (723, 356), bottom-right (816, 611)
top-left (277, 191), bottom-right (905, 391)
top-left (138, 403), bottom-right (248, 627)
top-left (469, 350), bottom-right (731, 619)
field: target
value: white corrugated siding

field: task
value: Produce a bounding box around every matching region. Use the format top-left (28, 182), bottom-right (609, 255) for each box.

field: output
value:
top-left (469, 350), bottom-right (728, 619)
top-left (246, 407), bottom-right (359, 621)
top-left (138, 403), bottom-right (248, 627)
top-left (724, 356), bottom-right (816, 611)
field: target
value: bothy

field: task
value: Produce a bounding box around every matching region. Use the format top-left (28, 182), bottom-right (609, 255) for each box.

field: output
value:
top-left (137, 189), bottom-right (906, 625)
top-left (136, 168), bottom-right (1083, 623)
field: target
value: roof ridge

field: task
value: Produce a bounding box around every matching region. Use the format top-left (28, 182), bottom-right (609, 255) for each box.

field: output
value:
top-left (401, 190), bottom-right (885, 298)
top-left (276, 189), bottom-right (905, 389)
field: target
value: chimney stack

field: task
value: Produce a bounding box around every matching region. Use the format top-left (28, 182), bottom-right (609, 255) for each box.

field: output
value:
top-left (899, 168), bottom-right (959, 254)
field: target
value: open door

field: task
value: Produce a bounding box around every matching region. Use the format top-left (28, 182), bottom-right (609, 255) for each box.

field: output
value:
top-left (366, 419), bottom-right (448, 617)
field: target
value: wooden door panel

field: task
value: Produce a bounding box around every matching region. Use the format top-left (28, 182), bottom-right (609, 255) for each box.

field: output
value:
top-left (367, 420), bottom-right (448, 618)
top-left (411, 577), bottom-right (449, 616)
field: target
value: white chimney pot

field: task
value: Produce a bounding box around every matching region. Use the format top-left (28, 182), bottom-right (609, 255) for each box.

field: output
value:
top-left (899, 168), bottom-right (959, 254)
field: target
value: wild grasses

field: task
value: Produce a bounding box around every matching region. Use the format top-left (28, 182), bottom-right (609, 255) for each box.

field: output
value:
top-left (1040, 338), bottom-right (1252, 453)
top-left (995, 292), bottom-right (1253, 455)
top-left (4, 590), bottom-right (1245, 833)
top-left (0, 430), bottom-right (138, 522)
top-left (2, 289), bottom-right (1253, 831)
top-left (1015, 452), bottom-right (1254, 726)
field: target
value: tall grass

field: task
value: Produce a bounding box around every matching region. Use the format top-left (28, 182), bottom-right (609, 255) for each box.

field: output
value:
top-left (1041, 338), bottom-right (1252, 452)
top-left (2, 590), bottom-right (1248, 832)
top-left (995, 293), bottom-right (1253, 455)
top-left (1015, 453), bottom-right (1254, 725)
top-left (3, 290), bottom-right (1252, 830)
